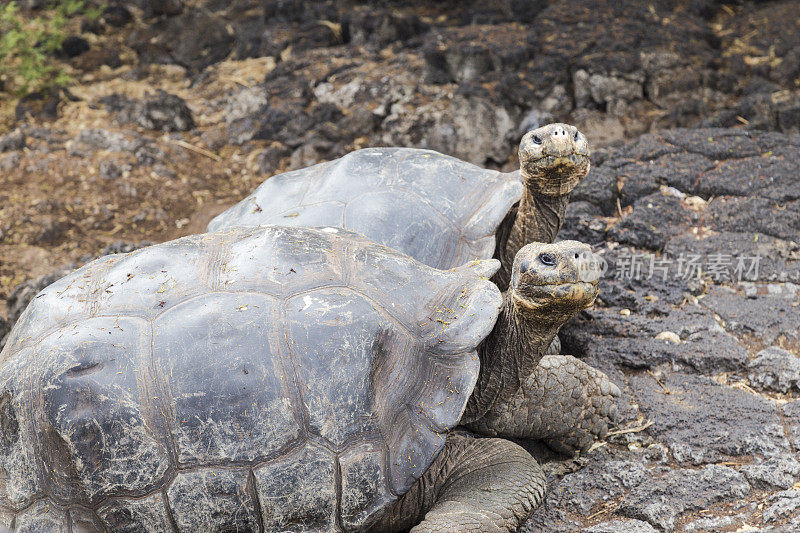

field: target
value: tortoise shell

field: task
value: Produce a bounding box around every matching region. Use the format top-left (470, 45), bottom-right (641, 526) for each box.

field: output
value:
top-left (0, 226), bottom-right (501, 532)
top-left (207, 148), bottom-right (523, 270)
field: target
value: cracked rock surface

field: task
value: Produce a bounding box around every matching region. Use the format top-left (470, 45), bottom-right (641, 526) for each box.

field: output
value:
top-left (522, 127), bottom-right (800, 532)
top-left (1, 0), bottom-right (800, 531)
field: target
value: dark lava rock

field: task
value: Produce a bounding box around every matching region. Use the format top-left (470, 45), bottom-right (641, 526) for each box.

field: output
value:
top-left (658, 128), bottom-right (788, 163)
top-left (15, 91), bottom-right (61, 122)
top-left (693, 149), bottom-right (800, 203)
top-left (228, 105), bottom-right (306, 146)
top-left (150, 0), bottom-right (183, 17)
top-left (99, 160), bottom-right (130, 181)
top-left (571, 165), bottom-right (618, 216)
top-left (763, 490), bottom-right (800, 524)
top-left (128, 10), bottom-right (234, 72)
top-left (582, 519), bottom-right (658, 533)
top-left (79, 47), bottom-right (124, 71)
top-left (56, 36), bottom-right (90, 58)
top-left (617, 465), bottom-right (750, 532)
top-left (615, 151), bottom-right (715, 207)
top-left (229, 101), bottom-right (344, 149)
top-left (562, 303), bottom-right (748, 374)
top-left (126, 0), bottom-right (183, 18)
top-left (706, 196), bottom-right (800, 242)
top-left (68, 128), bottom-right (164, 166)
top-left (584, 129), bottom-right (800, 227)
top-left (701, 285), bottom-right (800, 347)
top-left (33, 217), bottom-right (67, 245)
top-left (0, 317), bottom-right (9, 350)
top-left (346, 7), bottom-right (428, 48)
top-left (0, 129), bottom-right (25, 153)
top-left (607, 193), bottom-right (698, 250)
top-left (101, 5), bottom-right (133, 27)
top-left (556, 201), bottom-right (607, 244)
top-left (264, 0), bottom-right (338, 24)
top-left (720, 1), bottom-right (800, 88)
top-left (256, 145), bottom-right (291, 175)
top-left (741, 457), bottom-right (800, 491)
top-left (703, 90), bottom-right (800, 135)
top-left (748, 347), bottom-right (800, 393)
top-left (18, 0), bottom-right (46, 8)
top-left (524, 450), bottom-right (648, 532)
top-left (70, 128), bottom-right (143, 154)
top-left (423, 26), bottom-right (531, 85)
top-left (779, 401), bottom-right (800, 453)
top-left (664, 232), bottom-right (800, 284)
top-left (0, 152), bottom-right (21, 172)
top-left (259, 20), bottom-right (345, 57)
top-left (113, 91), bottom-right (195, 132)
top-left (630, 372), bottom-right (790, 465)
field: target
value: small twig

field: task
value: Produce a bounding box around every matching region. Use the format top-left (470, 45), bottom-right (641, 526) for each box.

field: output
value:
top-left (730, 381), bottom-right (760, 396)
top-left (717, 461), bottom-right (746, 467)
top-left (587, 501), bottom-right (617, 520)
top-left (647, 370), bottom-right (673, 394)
top-left (588, 441), bottom-right (607, 453)
top-left (605, 419), bottom-right (654, 437)
top-left (171, 139), bottom-right (222, 161)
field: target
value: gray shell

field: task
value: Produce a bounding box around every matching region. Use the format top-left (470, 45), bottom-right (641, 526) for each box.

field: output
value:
top-left (0, 226), bottom-right (502, 532)
top-left (208, 148), bottom-right (523, 270)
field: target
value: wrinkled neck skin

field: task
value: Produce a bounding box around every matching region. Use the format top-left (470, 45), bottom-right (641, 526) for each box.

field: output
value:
top-left (462, 289), bottom-right (563, 429)
top-left (508, 187), bottom-right (568, 250)
top-left (498, 172), bottom-right (570, 290)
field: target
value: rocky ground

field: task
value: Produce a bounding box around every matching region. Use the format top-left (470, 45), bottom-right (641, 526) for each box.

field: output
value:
top-left (0, 0), bottom-right (799, 531)
top-left (523, 128), bottom-right (800, 532)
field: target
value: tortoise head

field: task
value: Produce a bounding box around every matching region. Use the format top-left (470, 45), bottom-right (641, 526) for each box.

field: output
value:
top-left (510, 240), bottom-right (601, 322)
top-left (518, 123), bottom-right (590, 197)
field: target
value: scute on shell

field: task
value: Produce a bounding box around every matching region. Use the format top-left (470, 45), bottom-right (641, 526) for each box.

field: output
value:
top-left (0, 225), bottom-right (502, 531)
top-left (207, 147), bottom-right (523, 269)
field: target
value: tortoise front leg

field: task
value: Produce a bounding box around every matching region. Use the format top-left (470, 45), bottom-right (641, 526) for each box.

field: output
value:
top-left (377, 434), bottom-right (545, 532)
top-left (507, 354), bottom-right (620, 454)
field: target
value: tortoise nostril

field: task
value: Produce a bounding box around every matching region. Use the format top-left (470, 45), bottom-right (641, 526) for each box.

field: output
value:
top-left (574, 130), bottom-right (580, 141)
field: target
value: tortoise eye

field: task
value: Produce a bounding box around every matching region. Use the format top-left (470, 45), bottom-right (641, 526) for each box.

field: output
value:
top-left (538, 253), bottom-right (556, 266)
top-left (531, 135), bottom-right (543, 145)
top-left (574, 130), bottom-right (580, 141)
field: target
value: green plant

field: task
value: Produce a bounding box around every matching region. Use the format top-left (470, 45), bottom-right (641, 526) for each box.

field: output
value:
top-left (0, 1), bottom-right (103, 97)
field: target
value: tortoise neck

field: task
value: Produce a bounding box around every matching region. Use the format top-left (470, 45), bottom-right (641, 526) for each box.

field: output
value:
top-left (462, 289), bottom-right (561, 426)
top-left (506, 185), bottom-right (569, 260)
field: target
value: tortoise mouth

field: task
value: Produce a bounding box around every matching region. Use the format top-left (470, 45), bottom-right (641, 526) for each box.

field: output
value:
top-left (514, 280), bottom-right (599, 310)
top-left (524, 153), bottom-right (591, 197)
top-left (529, 152), bottom-right (591, 164)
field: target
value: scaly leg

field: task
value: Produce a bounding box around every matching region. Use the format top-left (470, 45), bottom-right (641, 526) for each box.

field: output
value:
top-left (376, 434), bottom-right (546, 532)
top-left (467, 355), bottom-right (619, 454)
top-left (517, 354), bottom-right (619, 453)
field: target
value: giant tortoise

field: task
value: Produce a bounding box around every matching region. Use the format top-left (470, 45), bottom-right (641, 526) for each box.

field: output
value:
top-left (208, 123), bottom-right (590, 289)
top-left (0, 225), bottom-right (616, 532)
